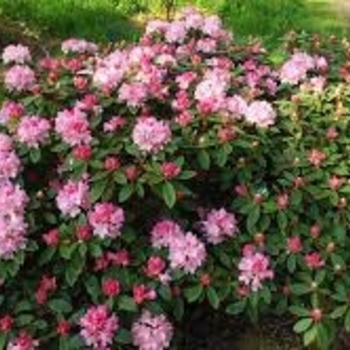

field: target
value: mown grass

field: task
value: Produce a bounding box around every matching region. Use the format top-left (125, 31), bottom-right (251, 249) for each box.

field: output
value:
top-left (0, 0), bottom-right (347, 47)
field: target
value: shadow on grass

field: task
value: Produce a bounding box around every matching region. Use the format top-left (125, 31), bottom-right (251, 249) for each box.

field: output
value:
top-left (0, 0), bottom-right (142, 47)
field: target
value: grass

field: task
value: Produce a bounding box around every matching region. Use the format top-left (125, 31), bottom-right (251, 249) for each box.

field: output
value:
top-left (0, 0), bottom-right (347, 49)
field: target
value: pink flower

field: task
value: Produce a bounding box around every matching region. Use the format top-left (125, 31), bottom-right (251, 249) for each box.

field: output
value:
top-left (7, 331), bottom-right (38, 350)
top-left (119, 83), bottom-right (148, 107)
top-left (161, 162), bottom-right (181, 179)
top-left (145, 256), bottom-right (166, 278)
top-left (304, 252), bottom-right (324, 270)
top-left (42, 229), bottom-right (60, 247)
top-left (202, 208), bottom-right (238, 244)
top-left (0, 181), bottom-right (28, 259)
top-left (102, 278), bottom-right (121, 298)
top-left (56, 179), bottom-right (89, 218)
top-left (165, 21), bottom-right (187, 43)
top-left (132, 311), bottom-right (173, 350)
top-left (0, 315), bottom-right (13, 333)
top-left (277, 193), bottom-right (289, 210)
top-left (280, 52), bottom-right (315, 84)
top-left (176, 72), bottom-right (197, 90)
top-left (4, 65), bottom-right (36, 92)
top-left (150, 220), bottom-right (184, 248)
top-left (73, 145), bottom-right (92, 161)
top-left (55, 108), bottom-right (92, 146)
top-left (0, 101), bottom-right (24, 125)
top-left (226, 95), bottom-right (248, 118)
top-left (0, 150), bottom-right (21, 180)
top-left (244, 101), bottom-right (276, 128)
top-left (133, 284), bottom-right (156, 304)
top-left (103, 116), bottom-right (126, 133)
top-left (132, 117), bottom-right (171, 153)
top-left (308, 149), bottom-right (326, 167)
top-left (16, 116), bottom-right (51, 148)
top-left (169, 232), bottom-right (206, 274)
top-left (329, 175), bottom-right (343, 190)
top-left (79, 305), bottom-right (118, 350)
top-left (287, 236), bottom-right (303, 253)
top-left (88, 203), bottom-right (125, 239)
top-left (238, 247), bottom-right (274, 291)
top-left (2, 44), bottom-right (31, 64)
top-left (202, 15), bottom-right (223, 38)
top-left (61, 38), bottom-right (98, 54)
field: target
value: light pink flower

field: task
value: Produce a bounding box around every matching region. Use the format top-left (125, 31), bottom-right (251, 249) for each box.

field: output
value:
top-left (226, 95), bottom-right (248, 118)
top-left (17, 116), bottom-right (51, 148)
top-left (202, 15), bottom-right (223, 38)
top-left (202, 208), bottom-right (238, 244)
top-left (150, 220), bottom-right (184, 248)
top-left (2, 44), bottom-right (31, 64)
top-left (0, 101), bottom-right (24, 125)
top-left (244, 101), bottom-right (276, 128)
top-left (103, 116), bottom-right (126, 133)
top-left (0, 150), bottom-right (21, 180)
top-left (132, 117), bottom-right (171, 153)
top-left (132, 311), bottom-right (173, 350)
top-left (61, 38), bottom-right (98, 54)
top-left (4, 65), bottom-right (35, 92)
top-left (169, 232), bottom-right (206, 274)
top-left (88, 203), bottom-right (125, 239)
top-left (79, 305), bottom-right (118, 350)
top-left (7, 331), bottom-right (38, 350)
top-left (165, 21), bottom-right (187, 43)
top-left (55, 108), bottom-right (91, 146)
top-left (238, 247), bottom-right (274, 291)
top-left (56, 179), bottom-right (89, 218)
top-left (119, 83), bottom-right (148, 107)
top-left (0, 133), bottom-right (14, 152)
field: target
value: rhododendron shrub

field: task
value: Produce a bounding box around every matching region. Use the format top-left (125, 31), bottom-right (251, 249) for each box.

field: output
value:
top-left (0, 8), bottom-right (350, 349)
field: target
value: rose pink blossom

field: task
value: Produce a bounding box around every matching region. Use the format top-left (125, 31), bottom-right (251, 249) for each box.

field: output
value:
top-left (61, 38), bottom-right (98, 54)
top-left (55, 108), bottom-right (92, 146)
top-left (161, 162), bottom-right (181, 179)
top-left (150, 220), bottom-right (184, 248)
top-left (238, 247), bottom-right (274, 291)
top-left (226, 95), bottom-right (248, 118)
top-left (244, 101), bottom-right (276, 128)
top-left (88, 202), bottom-right (125, 239)
top-left (287, 236), bottom-right (303, 253)
top-left (56, 179), bottom-right (89, 218)
top-left (79, 305), bottom-right (118, 350)
top-left (0, 150), bottom-right (21, 180)
top-left (132, 311), bottom-right (173, 350)
top-left (308, 149), bottom-right (326, 167)
top-left (0, 101), bottom-right (24, 125)
top-left (2, 44), bottom-right (31, 64)
top-left (168, 232), bottom-right (206, 274)
top-left (103, 116), bottom-right (127, 133)
top-left (175, 72), bottom-right (197, 90)
top-left (119, 83), bottom-right (148, 107)
top-left (7, 331), bottom-right (38, 350)
top-left (304, 252), bottom-right (325, 270)
top-left (93, 66), bottom-right (124, 91)
top-left (132, 117), bottom-right (171, 153)
top-left (4, 65), bottom-right (36, 92)
top-left (145, 256), bottom-right (166, 278)
top-left (133, 284), bottom-right (156, 304)
top-left (202, 208), bottom-right (238, 244)
top-left (16, 116), bottom-right (51, 148)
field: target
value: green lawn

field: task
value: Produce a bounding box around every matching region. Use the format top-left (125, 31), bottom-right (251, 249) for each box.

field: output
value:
top-left (0, 0), bottom-right (348, 48)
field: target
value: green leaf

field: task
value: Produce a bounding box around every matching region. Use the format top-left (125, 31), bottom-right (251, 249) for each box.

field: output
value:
top-left (118, 185), bottom-right (133, 203)
top-left (293, 318), bottom-right (313, 333)
top-left (226, 301), bottom-right (245, 315)
top-left (65, 249), bottom-right (85, 286)
top-left (207, 287), bottom-right (220, 309)
top-left (118, 296), bottom-right (138, 312)
top-left (290, 283), bottom-right (310, 295)
top-left (303, 325), bottom-right (317, 347)
top-left (345, 309), bottom-right (350, 332)
top-left (330, 305), bottom-right (348, 319)
top-left (48, 299), bottom-right (72, 314)
top-left (90, 180), bottom-right (108, 203)
top-left (114, 172), bottom-right (127, 185)
top-left (184, 285), bottom-right (203, 303)
top-left (162, 182), bottom-right (176, 208)
top-left (115, 328), bottom-right (132, 344)
top-left (197, 149), bottom-right (210, 170)
top-left (84, 276), bottom-right (100, 302)
top-left (289, 305), bottom-right (310, 317)
top-left (173, 298), bottom-right (184, 321)
top-left (29, 148), bottom-right (41, 163)
top-left (246, 205), bottom-right (260, 233)
top-left (287, 254), bottom-right (296, 273)
top-left (158, 285), bottom-right (172, 302)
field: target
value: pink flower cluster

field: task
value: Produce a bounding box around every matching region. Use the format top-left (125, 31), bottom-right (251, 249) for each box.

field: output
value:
top-left (2, 44), bottom-right (31, 65)
top-left (61, 38), bottom-right (98, 54)
top-left (0, 134), bottom-right (20, 181)
top-left (4, 65), bottom-right (36, 92)
top-left (56, 179), bottom-right (89, 218)
top-left (55, 108), bottom-right (92, 146)
top-left (16, 116), bottom-right (51, 148)
top-left (7, 331), bottom-right (38, 350)
top-left (88, 202), bottom-right (125, 239)
top-left (238, 245), bottom-right (274, 292)
top-left (244, 101), bottom-right (276, 128)
top-left (0, 101), bottom-right (24, 125)
top-left (132, 311), bottom-right (173, 350)
top-left (79, 305), bottom-right (119, 350)
top-left (150, 220), bottom-right (206, 273)
top-left (280, 52), bottom-right (327, 85)
top-left (132, 117), bottom-right (171, 153)
top-left (202, 208), bottom-right (238, 244)
top-left (0, 181), bottom-right (28, 259)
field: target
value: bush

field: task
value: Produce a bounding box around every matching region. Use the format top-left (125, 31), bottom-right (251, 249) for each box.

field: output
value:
top-left (0, 7), bottom-right (349, 349)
